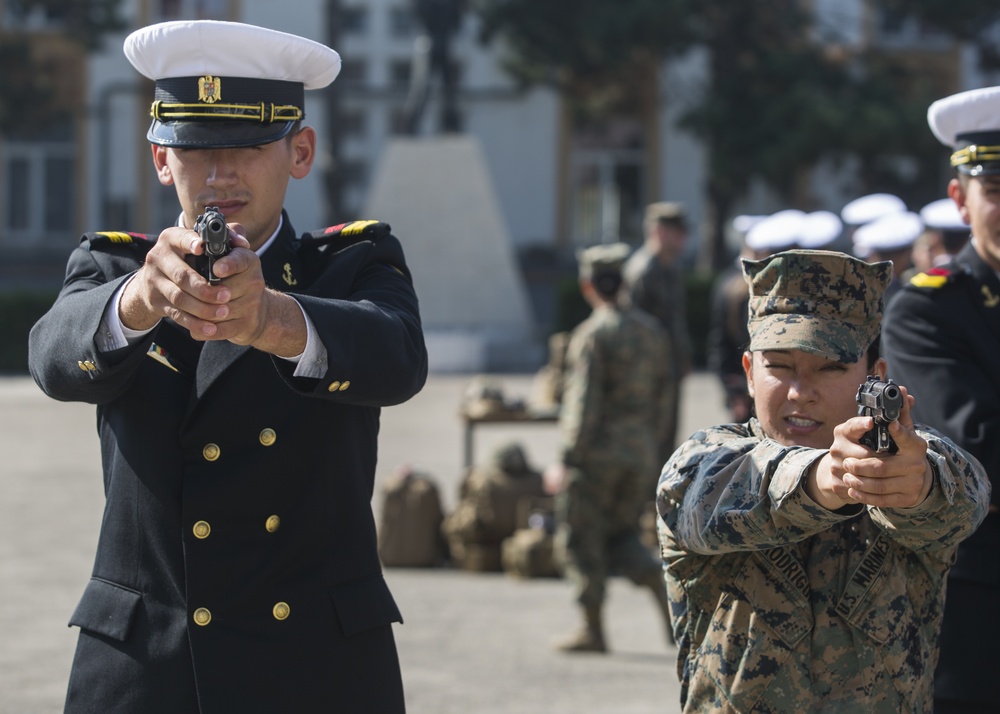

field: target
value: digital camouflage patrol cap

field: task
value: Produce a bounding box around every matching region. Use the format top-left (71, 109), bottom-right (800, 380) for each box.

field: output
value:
top-left (124, 20), bottom-right (341, 149)
top-left (741, 249), bottom-right (892, 363)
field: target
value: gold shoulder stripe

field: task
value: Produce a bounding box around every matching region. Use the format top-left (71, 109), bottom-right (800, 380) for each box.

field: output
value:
top-left (909, 273), bottom-right (948, 289)
top-left (341, 220), bottom-right (380, 236)
top-left (95, 231), bottom-right (135, 244)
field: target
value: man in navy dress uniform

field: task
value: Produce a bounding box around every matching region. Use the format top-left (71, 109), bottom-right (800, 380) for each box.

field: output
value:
top-left (28, 20), bottom-right (426, 713)
top-left (883, 85), bottom-right (1000, 714)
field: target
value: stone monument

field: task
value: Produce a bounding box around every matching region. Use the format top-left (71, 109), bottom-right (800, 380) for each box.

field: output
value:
top-left (364, 1), bottom-right (539, 372)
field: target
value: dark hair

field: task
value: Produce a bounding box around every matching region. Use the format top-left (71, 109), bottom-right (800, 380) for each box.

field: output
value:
top-left (658, 215), bottom-right (687, 232)
top-left (591, 271), bottom-right (623, 298)
top-left (866, 333), bottom-right (881, 369)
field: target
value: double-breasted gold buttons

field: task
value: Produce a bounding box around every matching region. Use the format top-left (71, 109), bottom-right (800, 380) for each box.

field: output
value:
top-left (265, 515), bottom-right (281, 533)
top-left (193, 521), bottom-right (211, 539)
top-left (193, 608), bottom-right (212, 626)
top-left (202, 443), bottom-right (221, 461)
top-left (273, 602), bottom-right (290, 620)
top-left (327, 380), bottom-right (351, 392)
top-left (259, 428), bottom-right (277, 447)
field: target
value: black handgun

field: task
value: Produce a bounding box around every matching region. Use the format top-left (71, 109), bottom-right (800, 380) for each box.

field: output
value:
top-left (856, 376), bottom-right (902, 454)
top-left (189, 207), bottom-right (230, 283)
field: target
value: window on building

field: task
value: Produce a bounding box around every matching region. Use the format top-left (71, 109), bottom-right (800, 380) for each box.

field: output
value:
top-left (3, 3), bottom-right (67, 28)
top-left (2, 131), bottom-right (76, 243)
top-left (342, 7), bottom-right (368, 33)
top-left (341, 159), bottom-right (368, 187)
top-left (569, 118), bottom-right (647, 246)
top-left (389, 105), bottom-right (411, 135)
top-left (389, 60), bottom-right (413, 88)
top-left (338, 58), bottom-right (368, 85)
top-left (156, 0), bottom-right (230, 21)
top-left (339, 108), bottom-right (366, 137)
top-left (390, 6), bottom-right (416, 38)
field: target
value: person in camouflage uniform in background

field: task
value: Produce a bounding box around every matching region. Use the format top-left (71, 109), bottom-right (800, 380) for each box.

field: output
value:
top-left (622, 202), bottom-right (692, 472)
top-left (657, 250), bottom-right (991, 712)
top-left (552, 243), bottom-right (674, 653)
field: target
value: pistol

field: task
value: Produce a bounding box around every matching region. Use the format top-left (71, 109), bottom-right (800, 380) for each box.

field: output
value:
top-left (189, 207), bottom-right (230, 283)
top-left (856, 376), bottom-right (902, 454)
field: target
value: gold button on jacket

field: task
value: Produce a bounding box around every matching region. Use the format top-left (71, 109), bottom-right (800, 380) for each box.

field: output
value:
top-left (272, 602), bottom-right (290, 620)
top-left (259, 428), bottom-right (277, 446)
top-left (193, 608), bottom-right (212, 626)
top-left (265, 515), bottom-right (281, 533)
top-left (202, 443), bottom-right (221, 461)
top-left (193, 521), bottom-right (211, 539)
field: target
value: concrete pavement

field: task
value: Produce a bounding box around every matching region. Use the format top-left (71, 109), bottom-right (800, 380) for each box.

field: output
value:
top-left (0, 372), bottom-right (728, 713)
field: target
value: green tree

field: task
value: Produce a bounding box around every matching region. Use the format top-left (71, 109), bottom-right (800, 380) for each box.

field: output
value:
top-left (472, 0), bottom-right (990, 268)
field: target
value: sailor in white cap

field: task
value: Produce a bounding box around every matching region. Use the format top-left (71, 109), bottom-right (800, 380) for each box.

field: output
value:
top-left (851, 210), bottom-right (922, 303)
top-left (883, 84), bottom-right (1000, 714)
top-left (28, 20), bottom-right (425, 714)
top-left (744, 209), bottom-right (805, 258)
top-left (797, 210), bottom-right (844, 250)
top-left (910, 198), bottom-right (971, 273)
top-left (840, 192), bottom-right (907, 227)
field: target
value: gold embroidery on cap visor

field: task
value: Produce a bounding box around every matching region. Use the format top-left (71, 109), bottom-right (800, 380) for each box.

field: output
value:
top-left (950, 144), bottom-right (1000, 168)
top-left (151, 100), bottom-right (303, 124)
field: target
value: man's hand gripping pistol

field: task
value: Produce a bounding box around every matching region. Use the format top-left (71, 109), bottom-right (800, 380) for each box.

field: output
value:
top-left (189, 207), bottom-right (231, 283)
top-left (856, 376), bottom-right (903, 454)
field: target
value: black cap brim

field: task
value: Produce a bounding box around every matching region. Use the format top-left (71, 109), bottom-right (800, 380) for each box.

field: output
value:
top-left (147, 119), bottom-right (294, 148)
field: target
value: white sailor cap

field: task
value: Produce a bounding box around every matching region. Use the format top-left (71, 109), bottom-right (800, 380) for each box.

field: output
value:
top-left (732, 214), bottom-right (767, 234)
top-left (919, 198), bottom-right (967, 232)
top-left (927, 86), bottom-right (1000, 176)
top-left (124, 20), bottom-right (341, 148)
top-left (853, 211), bottom-right (923, 255)
top-left (840, 193), bottom-right (907, 226)
top-left (797, 211), bottom-right (843, 249)
top-left (745, 210), bottom-right (805, 253)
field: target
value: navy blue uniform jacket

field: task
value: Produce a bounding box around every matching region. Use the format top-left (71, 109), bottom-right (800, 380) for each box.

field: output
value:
top-left (28, 213), bottom-right (427, 713)
top-left (883, 240), bottom-right (999, 707)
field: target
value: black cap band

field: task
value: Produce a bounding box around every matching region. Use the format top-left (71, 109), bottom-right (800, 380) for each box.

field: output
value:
top-left (147, 76), bottom-right (305, 148)
top-left (154, 76), bottom-right (304, 116)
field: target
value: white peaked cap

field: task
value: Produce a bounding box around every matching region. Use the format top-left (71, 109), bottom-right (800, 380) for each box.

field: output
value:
top-left (745, 210), bottom-right (805, 252)
top-left (853, 211), bottom-right (923, 253)
top-left (919, 198), bottom-right (967, 231)
top-left (841, 193), bottom-right (907, 226)
top-left (125, 20), bottom-right (341, 88)
top-left (797, 211), bottom-right (843, 249)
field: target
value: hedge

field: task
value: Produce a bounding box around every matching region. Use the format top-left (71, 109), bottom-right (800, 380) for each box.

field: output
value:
top-left (0, 292), bottom-right (57, 374)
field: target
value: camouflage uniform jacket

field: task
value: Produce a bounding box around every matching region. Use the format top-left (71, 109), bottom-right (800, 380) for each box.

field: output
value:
top-left (560, 305), bottom-right (671, 470)
top-left (656, 419), bottom-right (990, 713)
top-left (622, 245), bottom-right (691, 377)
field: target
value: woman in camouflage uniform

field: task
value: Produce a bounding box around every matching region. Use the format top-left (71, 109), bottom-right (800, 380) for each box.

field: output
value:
top-left (657, 250), bottom-right (990, 712)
